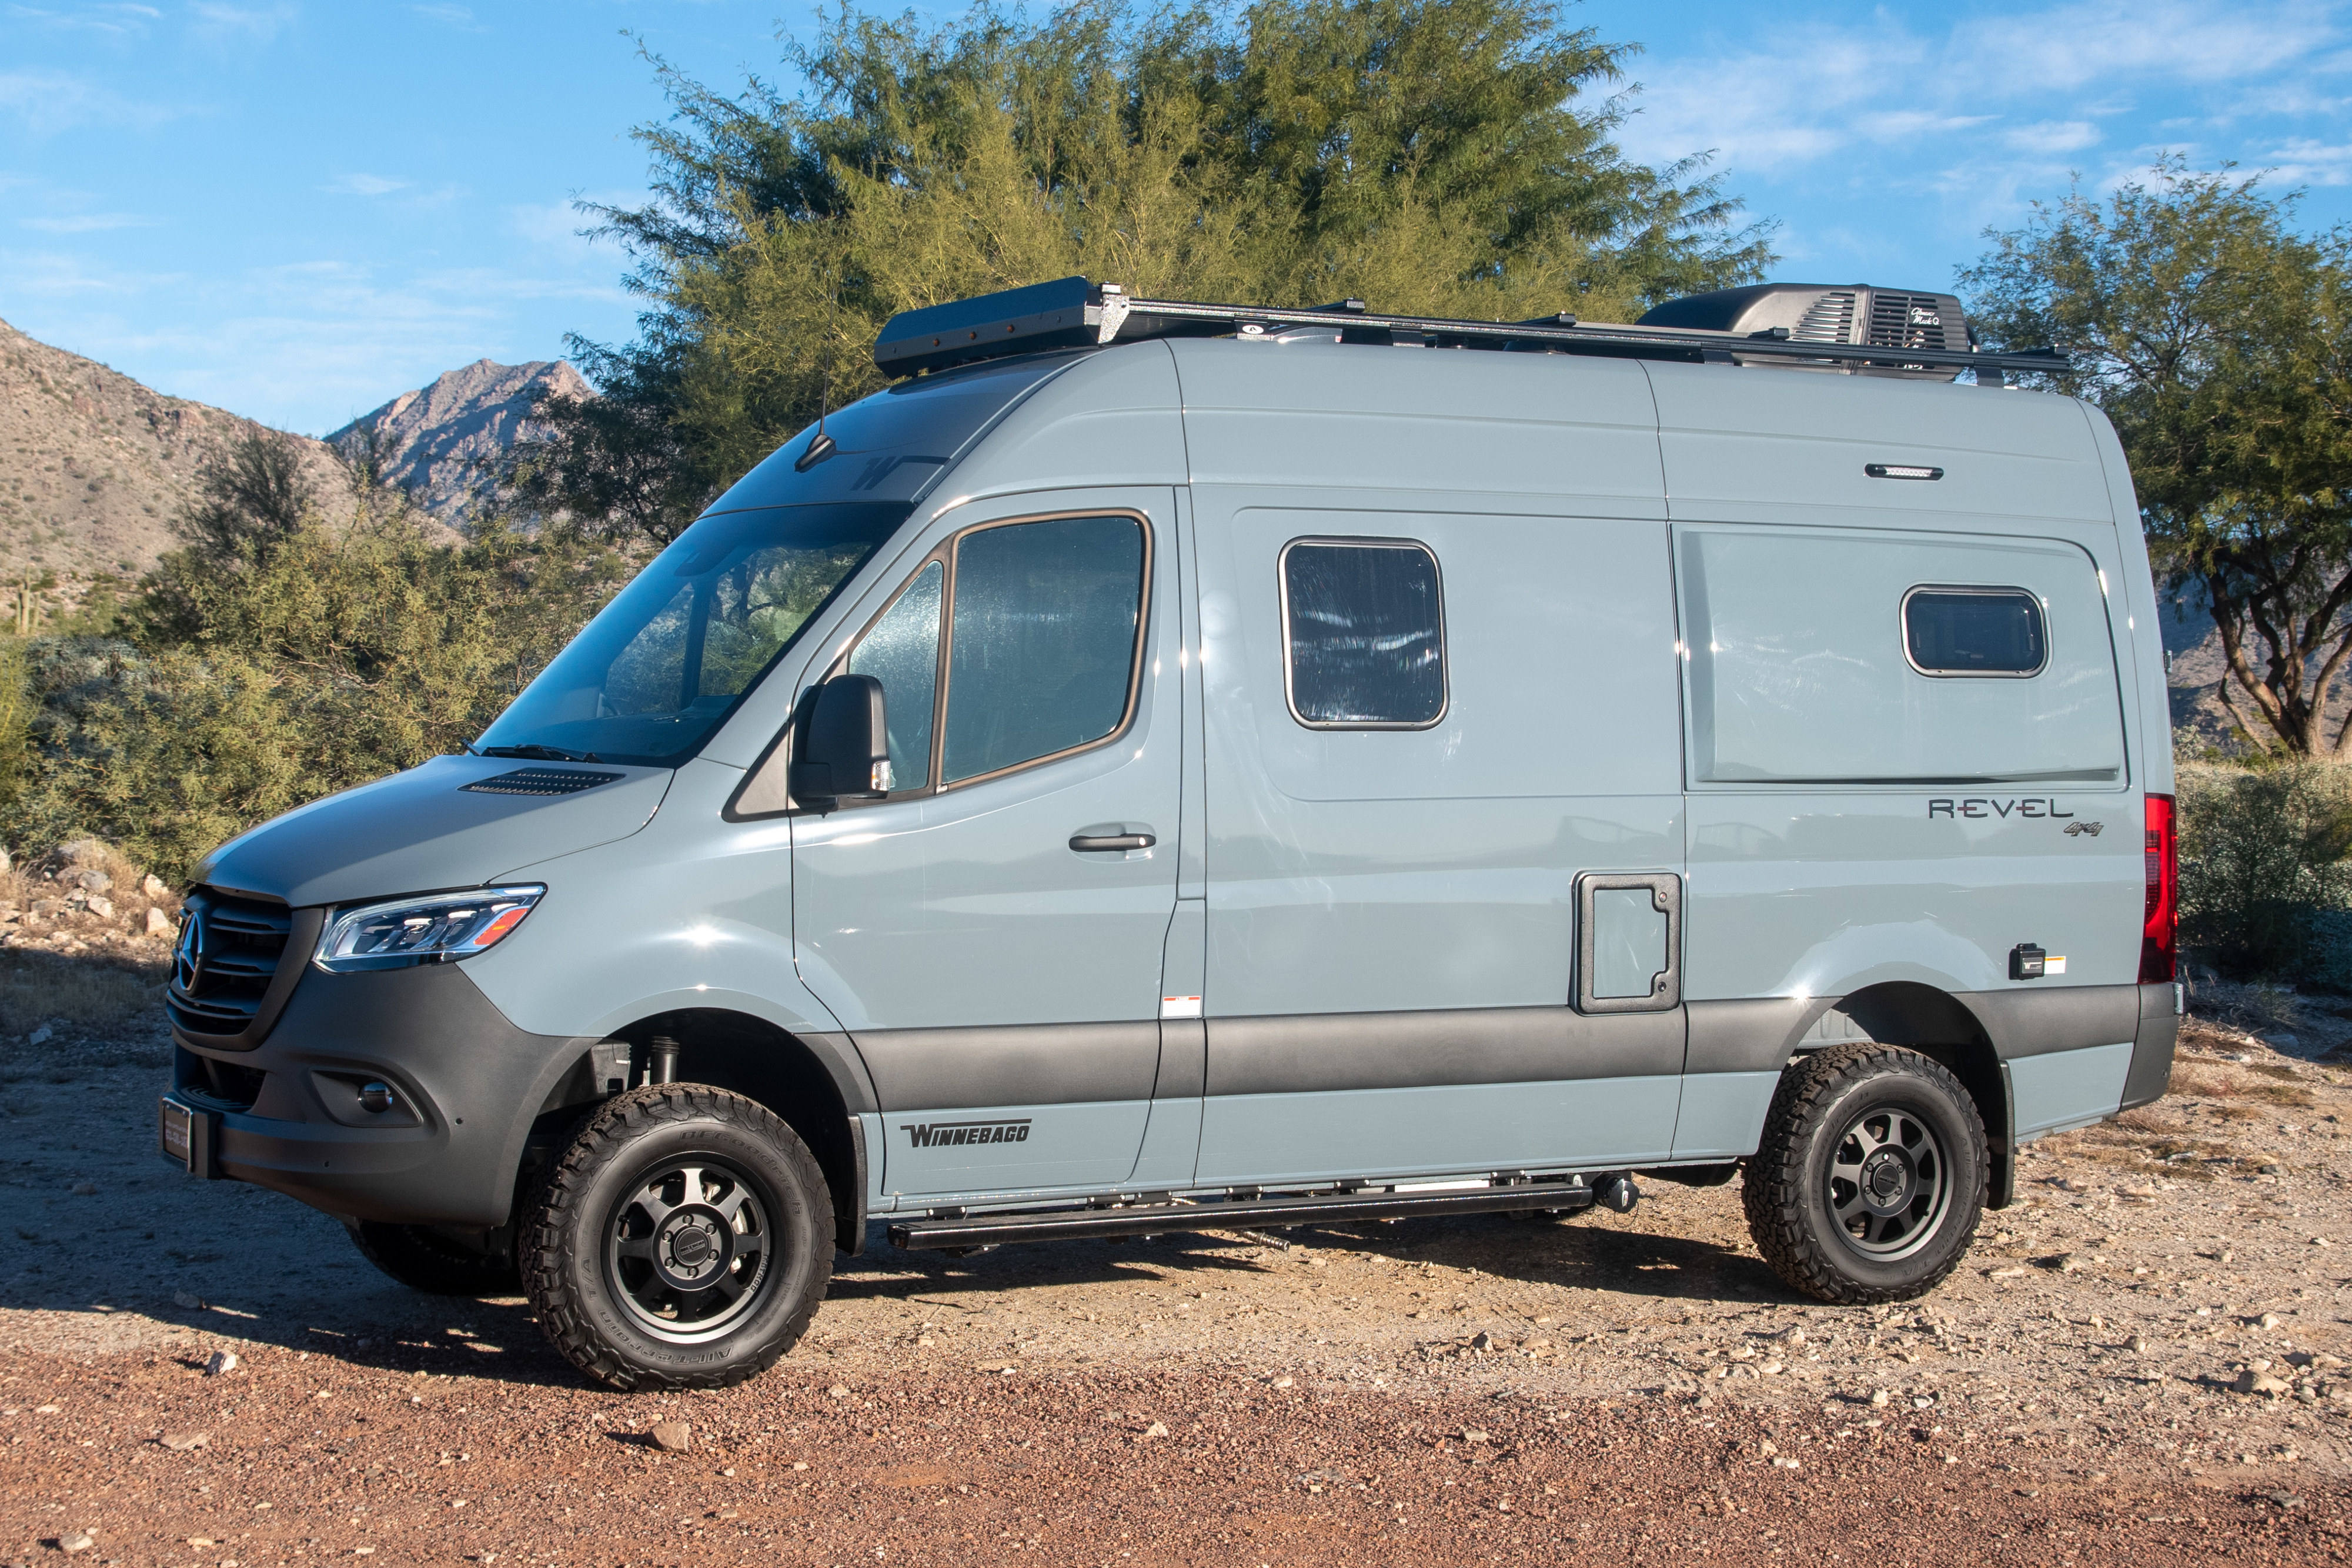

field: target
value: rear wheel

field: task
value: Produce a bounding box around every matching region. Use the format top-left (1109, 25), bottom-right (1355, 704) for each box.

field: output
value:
top-left (343, 1221), bottom-right (520, 1297)
top-left (522, 1084), bottom-right (833, 1390)
top-left (1742, 1044), bottom-right (1986, 1303)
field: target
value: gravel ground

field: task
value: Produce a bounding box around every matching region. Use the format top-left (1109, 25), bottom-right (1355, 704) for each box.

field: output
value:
top-left (4, 1012), bottom-right (2352, 1564)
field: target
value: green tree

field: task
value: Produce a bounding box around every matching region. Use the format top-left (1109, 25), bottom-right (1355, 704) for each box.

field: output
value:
top-left (1962, 162), bottom-right (2352, 755)
top-left (179, 425), bottom-right (316, 560)
top-left (513, 0), bottom-right (1773, 541)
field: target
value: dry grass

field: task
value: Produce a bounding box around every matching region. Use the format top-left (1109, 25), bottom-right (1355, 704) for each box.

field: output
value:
top-left (0, 951), bottom-right (165, 1035)
top-left (2169, 1067), bottom-right (2235, 1099)
top-left (0, 837), bottom-right (179, 1071)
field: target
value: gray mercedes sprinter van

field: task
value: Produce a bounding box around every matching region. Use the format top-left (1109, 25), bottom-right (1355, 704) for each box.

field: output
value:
top-left (159, 278), bottom-right (2180, 1389)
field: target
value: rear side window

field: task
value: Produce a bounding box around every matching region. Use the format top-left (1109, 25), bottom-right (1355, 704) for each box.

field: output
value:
top-left (1904, 587), bottom-right (2046, 676)
top-left (1281, 539), bottom-right (1447, 727)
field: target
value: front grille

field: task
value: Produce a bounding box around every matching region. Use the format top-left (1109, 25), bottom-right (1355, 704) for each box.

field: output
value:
top-left (167, 888), bottom-right (293, 1037)
top-left (1865, 292), bottom-right (1954, 353)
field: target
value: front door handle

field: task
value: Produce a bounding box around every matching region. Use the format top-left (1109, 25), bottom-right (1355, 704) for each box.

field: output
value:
top-left (1070, 832), bottom-right (1156, 852)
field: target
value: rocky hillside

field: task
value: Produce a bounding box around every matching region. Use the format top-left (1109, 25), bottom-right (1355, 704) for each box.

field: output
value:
top-left (0, 319), bottom-right (587, 593)
top-left (328, 358), bottom-right (589, 524)
top-left (0, 316), bottom-right (348, 582)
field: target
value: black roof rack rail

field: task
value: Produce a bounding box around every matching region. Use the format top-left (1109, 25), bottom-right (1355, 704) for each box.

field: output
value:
top-left (873, 275), bottom-right (2067, 382)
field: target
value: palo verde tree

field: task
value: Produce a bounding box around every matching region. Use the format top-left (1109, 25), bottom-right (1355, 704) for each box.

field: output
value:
top-left (509, 0), bottom-right (1774, 542)
top-left (1963, 161), bottom-right (2352, 756)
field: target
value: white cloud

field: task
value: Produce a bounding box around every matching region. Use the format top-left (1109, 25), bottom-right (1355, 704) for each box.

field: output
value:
top-left (187, 1), bottom-right (295, 44)
top-left (2001, 120), bottom-right (2104, 154)
top-left (407, 3), bottom-right (483, 31)
top-left (20, 212), bottom-right (161, 232)
top-left (1615, 0), bottom-right (2346, 180)
top-left (506, 191), bottom-right (637, 250)
top-left (1950, 0), bottom-right (2335, 94)
top-left (2257, 137), bottom-right (2352, 186)
top-left (0, 68), bottom-right (175, 135)
top-left (4, 3), bottom-right (163, 36)
top-left (322, 172), bottom-right (411, 196)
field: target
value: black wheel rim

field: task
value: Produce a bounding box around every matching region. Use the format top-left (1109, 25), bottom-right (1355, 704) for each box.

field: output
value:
top-left (1827, 1104), bottom-right (1951, 1262)
top-left (604, 1156), bottom-right (775, 1343)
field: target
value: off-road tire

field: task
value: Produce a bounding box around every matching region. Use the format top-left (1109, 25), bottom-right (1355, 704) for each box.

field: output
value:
top-left (522, 1084), bottom-right (832, 1391)
top-left (344, 1220), bottom-right (521, 1297)
top-left (1742, 1044), bottom-right (1986, 1304)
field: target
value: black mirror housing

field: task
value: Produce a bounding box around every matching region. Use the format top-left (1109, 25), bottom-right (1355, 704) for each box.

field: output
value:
top-left (790, 673), bottom-right (891, 803)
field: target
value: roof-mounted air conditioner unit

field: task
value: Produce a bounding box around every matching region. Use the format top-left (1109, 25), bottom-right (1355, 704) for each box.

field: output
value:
top-left (1636, 284), bottom-right (1973, 380)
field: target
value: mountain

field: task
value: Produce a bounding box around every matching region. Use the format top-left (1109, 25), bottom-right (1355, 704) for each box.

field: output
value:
top-left (328, 359), bottom-right (590, 524)
top-left (0, 315), bottom-right (347, 581)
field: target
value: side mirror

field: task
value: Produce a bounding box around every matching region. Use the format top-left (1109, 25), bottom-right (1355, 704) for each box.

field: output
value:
top-left (790, 674), bottom-right (892, 803)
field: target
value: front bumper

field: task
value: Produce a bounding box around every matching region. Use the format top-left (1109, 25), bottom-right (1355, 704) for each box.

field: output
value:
top-left (171, 961), bottom-right (607, 1226)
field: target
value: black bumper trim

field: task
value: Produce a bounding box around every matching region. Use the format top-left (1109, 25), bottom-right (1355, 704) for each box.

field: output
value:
top-left (175, 961), bottom-right (600, 1227)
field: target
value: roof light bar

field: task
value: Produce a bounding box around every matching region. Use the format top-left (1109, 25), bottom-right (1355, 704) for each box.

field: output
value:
top-left (872, 276), bottom-right (2067, 382)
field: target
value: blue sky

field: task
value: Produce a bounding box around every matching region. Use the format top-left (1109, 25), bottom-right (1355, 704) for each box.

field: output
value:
top-left (5, 0), bottom-right (2352, 434)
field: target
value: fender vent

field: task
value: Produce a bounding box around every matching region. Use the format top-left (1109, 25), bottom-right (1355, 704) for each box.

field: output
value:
top-left (460, 768), bottom-right (624, 796)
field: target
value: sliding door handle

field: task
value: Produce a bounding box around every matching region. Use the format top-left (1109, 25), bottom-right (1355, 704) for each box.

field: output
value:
top-left (1070, 832), bottom-right (1155, 852)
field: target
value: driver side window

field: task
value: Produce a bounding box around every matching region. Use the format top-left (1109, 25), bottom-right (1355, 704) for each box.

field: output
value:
top-left (830, 512), bottom-right (1149, 803)
top-left (845, 560), bottom-right (943, 792)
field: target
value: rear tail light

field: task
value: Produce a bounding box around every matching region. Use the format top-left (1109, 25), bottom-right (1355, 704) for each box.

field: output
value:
top-left (2139, 793), bottom-right (2177, 984)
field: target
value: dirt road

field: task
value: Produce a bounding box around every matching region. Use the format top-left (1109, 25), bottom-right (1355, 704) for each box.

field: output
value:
top-left (4, 1014), bottom-right (2351, 1563)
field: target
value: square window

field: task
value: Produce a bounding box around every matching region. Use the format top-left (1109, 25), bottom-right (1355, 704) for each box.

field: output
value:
top-left (1903, 586), bottom-right (2046, 676)
top-left (1281, 539), bottom-right (1446, 727)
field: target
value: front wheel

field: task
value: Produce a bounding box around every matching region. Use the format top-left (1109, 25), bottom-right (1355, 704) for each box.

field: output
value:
top-left (1742, 1044), bottom-right (1986, 1303)
top-left (522, 1084), bottom-right (833, 1390)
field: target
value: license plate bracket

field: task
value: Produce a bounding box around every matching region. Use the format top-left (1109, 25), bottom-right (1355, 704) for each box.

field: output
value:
top-left (158, 1093), bottom-right (219, 1178)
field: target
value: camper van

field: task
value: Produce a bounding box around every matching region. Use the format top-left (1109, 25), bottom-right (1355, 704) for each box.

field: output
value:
top-left (159, 278), bottom-right (2180, 1390)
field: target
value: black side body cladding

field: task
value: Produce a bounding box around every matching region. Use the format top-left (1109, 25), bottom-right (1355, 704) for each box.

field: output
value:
top-left (1207, 1007), bottom-right (1684, 1095)
top-left (1960, 985), bottom-right (2141, 1060)
top-left (851, 1021), bottom-right (1160, 1111)
top-left (2120, 981), bottom-right (2180, 1111)
top-left (1685, 997), bottom-right (1825, 1074)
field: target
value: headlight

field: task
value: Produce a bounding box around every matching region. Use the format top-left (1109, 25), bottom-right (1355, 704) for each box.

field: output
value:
top-left (315, 886), bottom-right (546, 972)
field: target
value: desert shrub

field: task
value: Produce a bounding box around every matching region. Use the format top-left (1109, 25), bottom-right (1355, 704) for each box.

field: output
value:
top-left (2177, 760), bottom-right (2352, 979)
top-left (0, 446), bottom-right (634, 882)
top-left (0, 638), bottom-right (29, 816)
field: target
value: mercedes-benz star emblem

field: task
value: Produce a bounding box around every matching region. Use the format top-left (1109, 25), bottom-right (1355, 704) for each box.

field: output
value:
top-left (172, 911), bottom-right (203, 993)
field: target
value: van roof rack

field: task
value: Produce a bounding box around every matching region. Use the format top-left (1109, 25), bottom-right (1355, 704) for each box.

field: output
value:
top-left (873, 276), bottom-right (2066, 385)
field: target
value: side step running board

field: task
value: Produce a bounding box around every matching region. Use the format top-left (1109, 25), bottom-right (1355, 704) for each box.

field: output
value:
top-left (889, 1179), bottom-right (1598, 1252)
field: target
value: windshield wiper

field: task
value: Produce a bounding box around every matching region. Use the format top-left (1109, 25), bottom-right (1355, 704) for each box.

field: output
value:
top-left (478, 744), bottom-right (604, 763)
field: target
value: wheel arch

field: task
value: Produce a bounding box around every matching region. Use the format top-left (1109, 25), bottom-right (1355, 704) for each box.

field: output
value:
top-left (1826, 981), bottom-right (2014, 1208)
top-left (601, 1008), bottom-right (876, 1253)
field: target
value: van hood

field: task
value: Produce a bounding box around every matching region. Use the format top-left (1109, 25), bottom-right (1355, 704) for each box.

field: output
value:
top-left (194, 754), bottom-right (674, 909)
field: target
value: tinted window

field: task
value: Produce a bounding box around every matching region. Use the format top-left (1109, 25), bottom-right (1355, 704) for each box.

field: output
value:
top-left (1905, 587), bottom-right (2046, 676)
top-left (478, 502), bottom-right (908, 765)
top-left (1283, 540), bottom-right (1446, 726)
top-left (941, 516), bottom-right (1146, 783)
top-left (846, 559), bottom-right (944, 791)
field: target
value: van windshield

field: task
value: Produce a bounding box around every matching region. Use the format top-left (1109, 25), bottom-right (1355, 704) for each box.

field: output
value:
top-left (477, 502), bottom-right (913, 767)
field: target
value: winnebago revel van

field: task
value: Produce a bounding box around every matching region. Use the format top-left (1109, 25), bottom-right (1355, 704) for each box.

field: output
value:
top-left (159, 279), bottom-right (2180, 1389)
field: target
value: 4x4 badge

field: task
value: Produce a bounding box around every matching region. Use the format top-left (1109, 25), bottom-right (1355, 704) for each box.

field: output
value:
top-left (2063, 821), bottom-right (2104, 837)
